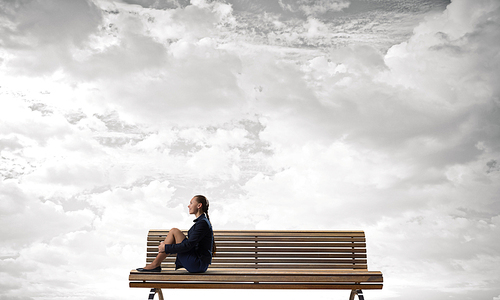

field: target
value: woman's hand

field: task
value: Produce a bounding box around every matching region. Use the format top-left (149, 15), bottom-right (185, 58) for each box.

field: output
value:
top-left (158, 241), bottom-right (166, 253)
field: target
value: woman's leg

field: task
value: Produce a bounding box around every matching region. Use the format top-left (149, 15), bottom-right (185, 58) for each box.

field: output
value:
top-left (144, 228), bottom-right (186, 269)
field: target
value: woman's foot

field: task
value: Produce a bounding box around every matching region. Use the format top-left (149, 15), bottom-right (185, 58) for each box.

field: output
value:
top-left (136, 264), bottom-right (162, 272)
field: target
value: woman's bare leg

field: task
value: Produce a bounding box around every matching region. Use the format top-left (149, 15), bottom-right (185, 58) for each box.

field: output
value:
top-left (144, 228), bottom-right (186, 269)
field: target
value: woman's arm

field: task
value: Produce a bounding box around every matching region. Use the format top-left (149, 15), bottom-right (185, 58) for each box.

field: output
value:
top-left (163, 221), bottom-right (209, 254)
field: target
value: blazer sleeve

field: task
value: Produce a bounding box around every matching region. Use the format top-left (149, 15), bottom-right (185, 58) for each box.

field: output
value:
top-left (164, 220), bottom-right (209, 254)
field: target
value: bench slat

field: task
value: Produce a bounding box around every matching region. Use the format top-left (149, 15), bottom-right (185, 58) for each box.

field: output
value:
top-left (148, 253), bottom-right (367, 258)
top-left (157, 258), bottom-right (367, 264)
top-left (147, 247), bottom-right (367, 253)
top-left (148, 237), bottom-right (366, 242)
top-left (151, 258), bottom-right (367, 264)
top-left (152, 264), bottom-right (368, 269)
top-left (130, 271), bottom-right (383, 283)
top-left (130, 282), bottom-right (383, 290)
top-left (148, 242), bottom-right (366, 248)
top-left (132, 269), bottom-right (381, 275)
top-left (148, 230), bottom-right (366, 237)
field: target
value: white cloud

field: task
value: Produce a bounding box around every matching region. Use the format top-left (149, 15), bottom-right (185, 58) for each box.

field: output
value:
top-left (1, 0), bottom-right (499, 299)
top-left (0, 0), bottom-right (103, 75)
top-left (279, 0), bottom-right (350, 16)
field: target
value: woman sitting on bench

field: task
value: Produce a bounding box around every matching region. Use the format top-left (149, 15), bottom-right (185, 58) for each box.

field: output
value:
top-left (136, 195), bottom-right (215, 273)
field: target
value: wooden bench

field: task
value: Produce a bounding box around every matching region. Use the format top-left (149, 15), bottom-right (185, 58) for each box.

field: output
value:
top-left (129, 230), bottom-right (383, 300)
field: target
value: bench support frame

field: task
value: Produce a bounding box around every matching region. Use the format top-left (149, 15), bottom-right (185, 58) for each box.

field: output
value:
top-left (349, 289), bottom-right (364, 300)
top-left (148, 288), bottom-right (164, 300)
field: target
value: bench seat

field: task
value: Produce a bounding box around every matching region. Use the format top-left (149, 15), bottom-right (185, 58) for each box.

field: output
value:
top-left (130, 268), bottom-right (383, 289)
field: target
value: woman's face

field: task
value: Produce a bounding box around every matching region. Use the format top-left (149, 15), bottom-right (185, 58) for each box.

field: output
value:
top-left (188, 197), bottom-right (201, 215)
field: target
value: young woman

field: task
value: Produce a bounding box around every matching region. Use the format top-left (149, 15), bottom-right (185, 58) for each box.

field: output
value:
top-left (136, 195), bottom-right (215, 273)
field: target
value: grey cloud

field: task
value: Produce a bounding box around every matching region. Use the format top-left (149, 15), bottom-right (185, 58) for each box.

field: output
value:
top-left (0, 0), bottom-right (103, 75)
top-left (226, 0), bottom-right (451, 53)
top-left (95, 47), bottom-right (244, 125)
top-left (69, 27), bottom-right (169, 80)
top-left (121, 0), bottom-right (189, 9)
top-left (0, 186), bottom-right (94, 247)
top-left (0, 109), bottom-right (72, 146)
top-left (0, 0), bottom-right (102, 48)
top-left (279, 0), bottom-right (351, 16)
top-left (0, 136), bottom-right (23, 151)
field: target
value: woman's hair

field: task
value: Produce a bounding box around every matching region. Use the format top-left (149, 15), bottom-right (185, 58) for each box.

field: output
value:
top-left (193, 195), bottom-right (216, 256)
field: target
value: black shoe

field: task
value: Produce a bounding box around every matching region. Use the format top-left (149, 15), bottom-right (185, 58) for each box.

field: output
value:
top-left (136, 266), bottom-right (161, 272)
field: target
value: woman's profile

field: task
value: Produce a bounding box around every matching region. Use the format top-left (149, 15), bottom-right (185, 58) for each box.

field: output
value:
top-left (136, 195), bottom-right (215, 273)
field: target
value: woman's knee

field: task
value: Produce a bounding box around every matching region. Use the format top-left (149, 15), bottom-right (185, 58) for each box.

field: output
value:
top-left (169, 227), bottom-right (181, 234)
top-left (169, 228), bottom-right (186, 243)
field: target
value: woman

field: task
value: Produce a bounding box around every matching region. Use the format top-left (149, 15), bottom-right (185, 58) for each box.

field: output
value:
top-left (136, 195), bottom-right (215, 273)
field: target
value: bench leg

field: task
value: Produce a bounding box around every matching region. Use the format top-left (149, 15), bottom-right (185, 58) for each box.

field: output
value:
top-left (157, 288), bottom-right (164, 300)
top-left (349, 289), bottom-right (365, 300)
top-left (148, 288), bottom-right (155, 300)
top-left (147, 288), bottom-right (164, 300)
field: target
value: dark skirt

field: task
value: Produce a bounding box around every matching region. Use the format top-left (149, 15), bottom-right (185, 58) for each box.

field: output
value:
top-left (175, 241), bottom-right (209, 273)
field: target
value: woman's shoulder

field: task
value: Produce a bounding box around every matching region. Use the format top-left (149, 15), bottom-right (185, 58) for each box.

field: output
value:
top-left (196, 215), bottom-right (212, 229)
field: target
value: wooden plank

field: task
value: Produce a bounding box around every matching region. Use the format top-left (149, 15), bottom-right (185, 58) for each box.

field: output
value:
top-left (207, 265), bottom-right (368, 269)
top-left (129, 276), bottom-right (382, 284)
top-left (194, 242), bottom-right (367, 248)
top-left (147, 241), bottom-right (366, 248)
top-left (218, 237), bottom-right (366, 242)
top-left (148, 237), bottom-right (366, 242)
top-left (152, 263), bottom-right (368, 270)
top-left (148, 230), bottom-right (366, 238)
top-left (131, 269), bottom-right (382, 275)
top-left (211, 253), bottom-right (367, 259)
top-left (147, 257), bottom-right (368, 266)
top-left (199, 259), bottom-right (369, 264)
top-left (148, 247), bottom-right (367, 253)
top-left (130, 282), bottom-right (383, 290)
top-left (147, 253), bottom-right (368, 259)
top-left (147, 239), bottom-right (366, 248)
top-left (206, 265), bottom-right (369, 270)
top-left (129, 273), bottom-right (383, 283)
top-left (149, 260), bottom-right (367, 266)
top-left (149, 230), bottom-right (365, 234)
top-left (175, 248), bottom-right (367, 253)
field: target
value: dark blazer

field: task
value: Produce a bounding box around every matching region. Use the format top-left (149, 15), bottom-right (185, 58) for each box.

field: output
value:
top-left (163, 214), bottom-right (214, 264)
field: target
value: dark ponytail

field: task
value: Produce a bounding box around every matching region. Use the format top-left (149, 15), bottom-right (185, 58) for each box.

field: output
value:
top-left (194, 195), bottom-right (216, 256)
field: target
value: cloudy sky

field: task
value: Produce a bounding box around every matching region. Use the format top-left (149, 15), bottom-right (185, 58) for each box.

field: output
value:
top-left (1, 0), bottom-right (499, 299)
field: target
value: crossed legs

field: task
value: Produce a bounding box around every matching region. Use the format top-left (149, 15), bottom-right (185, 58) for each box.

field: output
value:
top-left (143, 228), bottom-right (186, 270)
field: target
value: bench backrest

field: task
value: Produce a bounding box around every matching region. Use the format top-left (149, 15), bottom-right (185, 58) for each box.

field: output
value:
top-left (147, 230), bottom-right (368, 270)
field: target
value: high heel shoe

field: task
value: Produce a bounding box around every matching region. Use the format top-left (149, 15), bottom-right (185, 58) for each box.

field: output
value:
top-left (136, 266), bottom-right (161, 272)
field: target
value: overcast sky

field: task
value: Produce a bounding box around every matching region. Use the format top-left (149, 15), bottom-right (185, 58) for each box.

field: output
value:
top-left (1, 0), bottom-right (499, 299)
